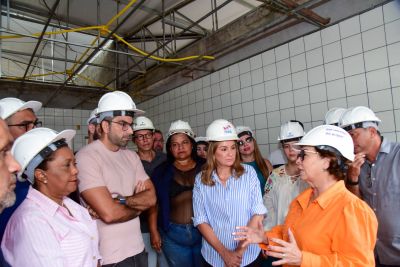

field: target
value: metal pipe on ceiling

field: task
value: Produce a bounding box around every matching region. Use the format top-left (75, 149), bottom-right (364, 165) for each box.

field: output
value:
top-left (0, 10), bottom-right (99, 38)
top-left (64, 0), bottom-right (69, 82)
top-left (128, 0), bottom-right (330, 101)
top-left (22, 0), bottom-right (61, 80)
top-left (124, 0), bottom-right (196, 39)
top-left (104, 0), bottom-right (235, 89)
top-left (173, 9), bottom-right (209, 36)
top-left (6, 0), bottom-right (10, 29)
top-left (1, 54), bottom-right (65, 82)
top-left (1, 49), bottom-right (141, 73)
top-left (261, 0), bottom-right (330, 27)
top-left (44, 0), bottom-right (148, 106)
top-left (178, 0), bottom-right (330, 86)
top-left (0, 29), bottom-right (152, 60)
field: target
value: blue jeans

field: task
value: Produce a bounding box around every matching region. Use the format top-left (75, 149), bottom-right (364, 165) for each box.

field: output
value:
top-left (161, 222), bottom-right (202, 267)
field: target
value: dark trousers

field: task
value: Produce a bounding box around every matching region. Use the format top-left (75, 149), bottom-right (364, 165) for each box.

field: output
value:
top-left (201, 252), bottom-right (263, 267)
top-left (102, 250), bottom-right (148, 267)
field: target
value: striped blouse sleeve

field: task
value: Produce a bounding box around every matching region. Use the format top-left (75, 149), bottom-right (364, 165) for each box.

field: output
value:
top-left (192, 172), bottom-right (209, 226)
top-left (247, 166), bottom-right (268, 216)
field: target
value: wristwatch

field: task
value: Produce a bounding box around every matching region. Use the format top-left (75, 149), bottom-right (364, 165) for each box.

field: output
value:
top-left (117, 195), bottom-right (126, 205)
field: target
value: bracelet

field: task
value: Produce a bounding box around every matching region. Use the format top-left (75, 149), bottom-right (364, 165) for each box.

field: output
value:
top-left (346, 179), bottom-right (359, 186)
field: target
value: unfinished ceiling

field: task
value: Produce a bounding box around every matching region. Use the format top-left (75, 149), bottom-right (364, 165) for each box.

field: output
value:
top-left (0, 0), bottom-right (389, 109)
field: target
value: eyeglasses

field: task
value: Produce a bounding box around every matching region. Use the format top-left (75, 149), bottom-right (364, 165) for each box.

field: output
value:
top-left (237, 136), bottom-right (253, 146)
top-left (297, 149), bottom-right (319, 161)
top-left (108, 120), bottom-right (133, 131)
top-left (134, 132), bottom-right (153, 141)
top-left (8, 119), bottom-right (42, 132)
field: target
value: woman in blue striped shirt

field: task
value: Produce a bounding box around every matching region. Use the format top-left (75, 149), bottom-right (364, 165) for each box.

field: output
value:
top-left (193, 119), bottom-right (267, 267)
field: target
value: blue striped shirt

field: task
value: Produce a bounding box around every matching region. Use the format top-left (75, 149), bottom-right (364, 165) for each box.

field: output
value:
top-left (193, 164), bottom-right (267, 267)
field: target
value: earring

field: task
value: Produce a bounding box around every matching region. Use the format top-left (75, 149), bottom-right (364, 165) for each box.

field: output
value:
top-left (44, 180), bottom-right (48, 184)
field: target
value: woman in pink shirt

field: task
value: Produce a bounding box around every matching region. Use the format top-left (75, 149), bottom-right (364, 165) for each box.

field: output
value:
top-left (1, 128), bottom-right (101, 267)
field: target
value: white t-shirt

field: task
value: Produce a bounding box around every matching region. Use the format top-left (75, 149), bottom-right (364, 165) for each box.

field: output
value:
top-left (76, 140), bottom-right (148, 265)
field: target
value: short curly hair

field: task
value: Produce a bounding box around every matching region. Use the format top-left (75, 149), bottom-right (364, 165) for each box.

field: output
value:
top-left (315, 146), bottom-right (348, 181)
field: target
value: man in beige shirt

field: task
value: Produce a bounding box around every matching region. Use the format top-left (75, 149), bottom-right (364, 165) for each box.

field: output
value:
top-left (76, 91), bottom-right (156, 267)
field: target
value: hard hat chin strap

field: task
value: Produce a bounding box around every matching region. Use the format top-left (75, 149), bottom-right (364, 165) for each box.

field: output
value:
top-left (22, 139), bottom-right (67, 184)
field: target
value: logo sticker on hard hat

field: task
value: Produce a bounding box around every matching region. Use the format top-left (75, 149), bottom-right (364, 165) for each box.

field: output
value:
top-left (223, 124), bottom-right (234, 134)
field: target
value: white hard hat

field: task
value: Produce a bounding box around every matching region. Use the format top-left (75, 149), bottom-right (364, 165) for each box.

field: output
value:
top-left (133, 116), bottom-right (155, 132)
top-left (167, 120), bottom-right (195, 139)
top-left (324, 107), bottom-right (346, 126)
top-left (96, 91), bottom-right (144, 121)
top-left (195, 136), bottom-right (208, 143)
top-left (278, 121), bottom-right (305, 141)
top-left (87, 108), bottom-right (98, 125)
top-left (0, 97), bottom-right (42, 120)
top-left (11, 128), bottom-right (76, 183)
top-left (295, 125), bottom-right (354, 161)
top-left (339, 106), bottom-right (381, 131)
top-left (206, 119), bottom-right (238, 141)
top-left (236, 126), bottom-right (254, 137)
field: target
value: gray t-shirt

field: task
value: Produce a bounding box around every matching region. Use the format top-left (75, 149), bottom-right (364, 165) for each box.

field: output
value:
top-left (140, 151), bottom-right (167, 233)
top-left (141, 151), bottom-right (167, 177)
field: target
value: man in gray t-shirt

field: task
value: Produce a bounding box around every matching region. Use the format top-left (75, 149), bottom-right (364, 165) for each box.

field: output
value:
top-left (341, 106), bottom-right (400, 267)
top-left (133, 116), bottom-right (168, 267)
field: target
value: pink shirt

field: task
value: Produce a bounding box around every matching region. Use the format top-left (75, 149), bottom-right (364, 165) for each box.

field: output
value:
top-left (76, 140), bottom-right (148, 265)
top-left (1, 187), bottom-right (100, 267)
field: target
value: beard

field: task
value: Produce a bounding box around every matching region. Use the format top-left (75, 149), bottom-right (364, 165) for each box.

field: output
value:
top-left (108, 130), bottom-right (131, 148)
top-left (0, 191), bottom-right (16, 213)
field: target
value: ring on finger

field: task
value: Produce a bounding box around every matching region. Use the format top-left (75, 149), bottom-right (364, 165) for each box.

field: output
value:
top-left (282, 253), bottom-right (286, 258)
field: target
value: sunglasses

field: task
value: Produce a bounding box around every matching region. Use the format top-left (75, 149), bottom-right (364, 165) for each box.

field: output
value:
top-left (237, 136), bottom-right (253, 146)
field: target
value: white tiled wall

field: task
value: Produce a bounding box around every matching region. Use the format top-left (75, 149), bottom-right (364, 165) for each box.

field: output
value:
top-left (138, 2), bottom-right (400, 157)
top-left (36, 108), bottom-right (91, 152)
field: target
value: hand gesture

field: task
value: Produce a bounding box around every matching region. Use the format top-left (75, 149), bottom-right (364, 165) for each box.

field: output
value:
top-left (266, 228), bottom-right (302, 266)
top-left (233, 221), bottom-right (267, 248)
